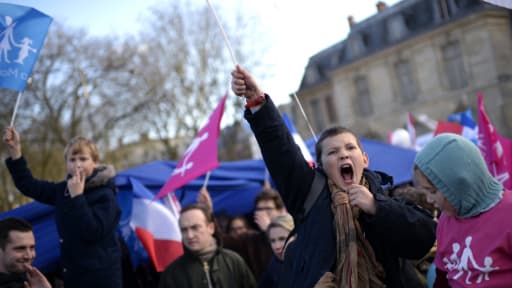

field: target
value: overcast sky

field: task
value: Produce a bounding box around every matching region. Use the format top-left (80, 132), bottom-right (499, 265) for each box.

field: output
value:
top-left (8, 0), bottom-right (401, 105)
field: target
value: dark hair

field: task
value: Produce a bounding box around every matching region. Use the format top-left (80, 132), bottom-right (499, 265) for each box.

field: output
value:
top-left (0, 218), bottom-right (33, 249)
top-left (314, 126), bottom-right (363, 165)
top-left (254, 188), bottom-right (284, 210)
top-left (227, 216), bottom-right (250, 233)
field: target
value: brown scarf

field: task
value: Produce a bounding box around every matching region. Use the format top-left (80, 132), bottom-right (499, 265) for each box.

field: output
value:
top-left (315, 178), bottom-right (386, 288)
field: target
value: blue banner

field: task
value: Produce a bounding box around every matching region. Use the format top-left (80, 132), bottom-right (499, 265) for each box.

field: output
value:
top-left (0, 3), bottom-right (52, 91)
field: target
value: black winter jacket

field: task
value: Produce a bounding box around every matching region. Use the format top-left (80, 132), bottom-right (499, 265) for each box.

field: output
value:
top-left (159, 247), bottom-right (257, 288)
top-left (5, 157), bottom-right (121, 288)
top-left (245, 95), bottom-right (436, 288)
top-left (0, 272), bottom-right (25, 288)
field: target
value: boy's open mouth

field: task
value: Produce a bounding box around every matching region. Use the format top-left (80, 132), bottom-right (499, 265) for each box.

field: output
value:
top-left (340, 164), bottom-right (354, 183)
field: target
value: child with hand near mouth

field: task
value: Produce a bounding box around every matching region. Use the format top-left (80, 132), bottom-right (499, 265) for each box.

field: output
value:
top-left (3, 126), bottom-right (122, 288)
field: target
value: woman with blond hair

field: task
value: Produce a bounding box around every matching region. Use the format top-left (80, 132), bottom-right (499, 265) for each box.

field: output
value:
top-left (259, 213), bottom-right (295, 288)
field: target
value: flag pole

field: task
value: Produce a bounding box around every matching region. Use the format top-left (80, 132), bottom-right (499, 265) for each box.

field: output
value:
top-left (202, 171), bottom-right (211, 189)
top-left (10, 91), bottom-right (23, 127)
top-left (10, 77), bottom-right (32, 127)
top-left (206, 0), bottom-right (238, 66)
top-left (79, 68), bottom-right (90, 100)
top-left (263, 168), bottom-right (272, 189)
top-left (291, 92), bottom-right (317, 142)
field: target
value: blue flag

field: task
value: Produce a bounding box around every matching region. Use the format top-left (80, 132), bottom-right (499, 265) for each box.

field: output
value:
top-left (447, 109), bottom-right (478, 144)
top-left (447, 109), bottom-right (476, 128)
top-left (0, 3), bottom-right (52, 91)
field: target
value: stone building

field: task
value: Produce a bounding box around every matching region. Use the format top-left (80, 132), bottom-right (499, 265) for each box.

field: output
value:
top-left (290, 0), bottom-right (512, 140)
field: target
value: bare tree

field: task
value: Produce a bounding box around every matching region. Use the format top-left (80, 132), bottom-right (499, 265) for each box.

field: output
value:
top-left (0, 24), bottom-right (151, 210)
top-left (131, 0), bottom-right (265, 159)
top-left (0, 1), bottom-right (267, 211)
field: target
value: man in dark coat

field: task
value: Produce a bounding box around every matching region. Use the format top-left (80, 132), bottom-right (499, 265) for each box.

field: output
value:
top-left (198, 186), bottom-right (284, 281)
top-left (159, 204), bottom-right (256, 288)
top-left (231, 65), bottom-right (437, 288)
top-left (0, 217), bottom-right (50, 288)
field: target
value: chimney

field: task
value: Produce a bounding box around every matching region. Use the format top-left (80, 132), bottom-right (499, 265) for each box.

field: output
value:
top-left (376, 1), bottom-right (387, 12)
top-left (347, 15), bottom-right (356, 28)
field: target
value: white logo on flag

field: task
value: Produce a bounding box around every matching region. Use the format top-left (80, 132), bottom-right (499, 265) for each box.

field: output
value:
top-left (0, 16), bottom-right (37, 65)
top-left (172, 132), bottom-right (209, 176)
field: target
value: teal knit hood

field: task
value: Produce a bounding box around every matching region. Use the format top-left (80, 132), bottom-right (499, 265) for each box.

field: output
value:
top-left (415, 133), bottom-right (503, 218)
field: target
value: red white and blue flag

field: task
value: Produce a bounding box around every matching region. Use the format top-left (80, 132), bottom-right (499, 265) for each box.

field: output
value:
top-left (282, 113), bottom-right (314, 166)
top-left (156, 94), bottom-right (227, 199)
top-left (434, 120), bottom-right (478, 143)
top-left (477, 92), bottom-right (512, 190)
top-left (446, 109), bottom-right (478, 144)
top-left (406, 112), bottom-right (417, 149)
top-left (128, 178), bottom-right (183, 272)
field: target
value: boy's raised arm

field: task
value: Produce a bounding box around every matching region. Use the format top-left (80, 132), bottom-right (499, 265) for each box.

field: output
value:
top-left (3, 126), bottom-right (22, 160)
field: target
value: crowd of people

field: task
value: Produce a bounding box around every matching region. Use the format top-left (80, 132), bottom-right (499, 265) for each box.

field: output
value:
top-left (0, 65), bottom-right (510, 287)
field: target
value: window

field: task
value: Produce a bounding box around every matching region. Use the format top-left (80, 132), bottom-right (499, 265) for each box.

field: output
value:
top-left (324, 95), bottom-right (338, 123)
top-left (354, 76), bottom-right (373, 116)
top-left (305, 66), bottom-right (320, 85)
top-left (347, 33), bottom-right (366, 58)
top-left (310, 98), bottom-right (325, 132)
top-left (388, 15), bottom-right (408, 42)
top-left (395, 60), bottom-right (417, 103)
top-left (436, 0), bottom-right (458, 20)
top-left (443, 42), bottom-right (467, 89)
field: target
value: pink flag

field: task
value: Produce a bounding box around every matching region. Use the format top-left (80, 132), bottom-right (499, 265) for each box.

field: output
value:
top-left (477, 92), bottom-right (512, 190)
top-left (155, 94), bottom-right (227, 199)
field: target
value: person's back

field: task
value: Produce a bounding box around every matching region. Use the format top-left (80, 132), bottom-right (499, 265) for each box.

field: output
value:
top-left (222, 229), bottom-right (271, 281)
top-left (159, 204), bottom-right (256, 288)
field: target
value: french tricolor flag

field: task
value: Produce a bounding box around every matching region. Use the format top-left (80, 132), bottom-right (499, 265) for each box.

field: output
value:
top-left (434, 120), bottom-right (478, 143)
top-left (282, 113), bottom-right (315, 166)
top-left (406, 112), bottom-right (417, 149)
top-left (129, 178), bottom-right (183, 272)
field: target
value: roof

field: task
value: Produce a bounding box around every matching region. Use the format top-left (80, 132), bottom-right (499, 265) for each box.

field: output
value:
top-left (299, 0), bottom-right (492, 90)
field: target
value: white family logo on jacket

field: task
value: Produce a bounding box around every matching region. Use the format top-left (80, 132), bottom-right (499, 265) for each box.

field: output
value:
top-left (443, 236), bottom-right (499, 285)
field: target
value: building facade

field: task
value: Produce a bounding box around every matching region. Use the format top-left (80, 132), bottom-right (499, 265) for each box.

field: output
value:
top-left (291, 0), bottom-right (512, 140)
